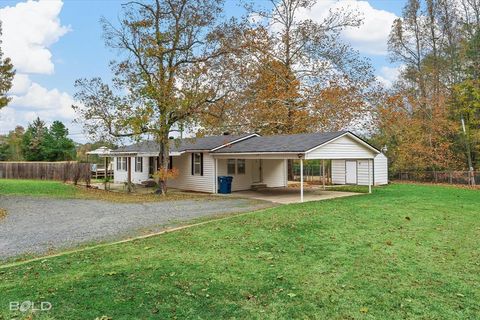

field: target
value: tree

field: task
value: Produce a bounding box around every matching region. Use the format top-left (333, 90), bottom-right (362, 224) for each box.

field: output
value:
top-left (372, 0), bottom-right (480, 175)
top-left (0, 21), bottom-right (14, 110)
top-left (73, 0), bottom-right (238, 195)
top-left (200, 0), bottom-right (375, 179)
top-left (21, 119), bottom-right (75, 161)
top-left (1, 126), bottom-right (24, 161)
top-left (202, 0), bottom-right (375, 135)
top-left (44, 121), bottom-right (76, 161)
top-left (22, 118), bottom-right (49, 161)
top-left (0, 138), bottom-right (9, 161)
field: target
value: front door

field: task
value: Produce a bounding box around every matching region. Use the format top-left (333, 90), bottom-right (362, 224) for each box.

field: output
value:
top-left (345, 161), bottom-right (357, 184)
top-left (252, 159), bottom-right (262, 183)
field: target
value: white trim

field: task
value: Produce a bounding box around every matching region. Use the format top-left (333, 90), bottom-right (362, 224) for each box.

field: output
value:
top-left (209, 133), bottom-right (260, 152)
top-left (305, 132), bottom-right (380, 155)
top-left (368, 159), bottom-right (372, 193)
top-left (212, 151), bottom-right (303, 155)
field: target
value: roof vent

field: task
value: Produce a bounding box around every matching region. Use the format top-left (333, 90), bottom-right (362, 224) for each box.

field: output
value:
top-left (169, 136), bottom-right (174, 139)
top-left (223, 132), bottom-right (230, 135)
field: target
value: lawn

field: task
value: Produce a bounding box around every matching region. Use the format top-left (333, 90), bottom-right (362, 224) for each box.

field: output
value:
top-left (0, 184), bottom-right (479, 319)
top-left (0, 179), bottom-right (211, 203)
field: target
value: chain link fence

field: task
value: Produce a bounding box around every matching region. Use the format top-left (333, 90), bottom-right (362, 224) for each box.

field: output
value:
top-left (292, 162), bottom-right (330, 183)
top-left (396, 171), bottom-right (479, 185)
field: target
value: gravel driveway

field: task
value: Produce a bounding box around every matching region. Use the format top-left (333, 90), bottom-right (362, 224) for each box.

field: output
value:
top-left (0, 196), bottom-right (272, 260)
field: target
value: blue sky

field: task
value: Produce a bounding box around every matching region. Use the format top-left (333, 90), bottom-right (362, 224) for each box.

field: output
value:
top-left (0, 0), bottom-right (406, 141)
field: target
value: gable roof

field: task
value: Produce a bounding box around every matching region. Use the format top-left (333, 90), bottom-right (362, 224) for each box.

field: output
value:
top-left (211, 131), bottom-right (348, 153)
top-left (113, 133), bottom-right (257, 154)
top-left (110, 131), bottom-right (380, 155)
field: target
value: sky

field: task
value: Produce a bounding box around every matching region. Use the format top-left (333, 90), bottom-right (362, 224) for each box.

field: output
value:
top-left (0, 0), bottom-right (406, 142)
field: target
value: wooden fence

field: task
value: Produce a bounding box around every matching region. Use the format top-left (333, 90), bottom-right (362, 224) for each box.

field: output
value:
top-left (0, 161), bottom-right (91, 184)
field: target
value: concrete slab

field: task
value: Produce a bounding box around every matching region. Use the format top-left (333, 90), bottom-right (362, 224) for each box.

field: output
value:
top-left (232, 187), bottom-right (360, 204)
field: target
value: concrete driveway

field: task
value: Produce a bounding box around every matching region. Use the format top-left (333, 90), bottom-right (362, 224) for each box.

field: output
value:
top-left (0, 196), bottom-right (272, 260)
top-left (233, 187), bottom-right (360, 204)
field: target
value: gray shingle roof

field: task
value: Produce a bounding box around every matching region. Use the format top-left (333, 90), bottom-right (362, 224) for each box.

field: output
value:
top-left (111, 131), bottom-right (376, 155)
top-left (113, 133), bottom-right (255, 153)
top-left (211, 131), bottom-right (348, 153)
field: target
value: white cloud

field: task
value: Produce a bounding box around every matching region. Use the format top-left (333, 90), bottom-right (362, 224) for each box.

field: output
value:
top-left (9, 73), bottom-right (32, 95)
top-left (376, 65), bottom-right (403, 88)
top-left (0, 0), bottom-right (82, 140)
top-left (0, 77), bottom-right (76, 131)
top-left (0, 0), bottom-right (70, 74)
top-left (296, 0), bottom-right (398, 56)
top-left (10, 80), bottom-right (75, 119)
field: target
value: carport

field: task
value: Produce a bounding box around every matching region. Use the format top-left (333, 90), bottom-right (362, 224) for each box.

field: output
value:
top-left (233, 187), bottom-right (360, 204)
top-left (211, 131), bottom-right (384, 202)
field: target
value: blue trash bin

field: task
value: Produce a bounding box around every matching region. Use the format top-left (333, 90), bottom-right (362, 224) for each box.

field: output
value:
top-left (218, 176), bottom-right (233, 194)
top-left (225, 176), bottom-right (233, 193)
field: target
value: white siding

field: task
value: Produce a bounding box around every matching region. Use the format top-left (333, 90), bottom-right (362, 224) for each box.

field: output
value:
top-left (167, 152), bottom-right (215, 193)
top-left (357, 159), bottom-right (373, 186)
top-left (113, 156), bottom-right (149, 184)
top-left (374, 153), bottom-right (388, 185)
top-left (332, 159), bottom-right (383, 186)
top-left (331, 160), bottom-right (346, 185)
top-left (305, 134), bottom-right (377, 159)
top-left (262, 159), bottom-right (287, 188)
top-left (217, 159), bottom-right (254, 191)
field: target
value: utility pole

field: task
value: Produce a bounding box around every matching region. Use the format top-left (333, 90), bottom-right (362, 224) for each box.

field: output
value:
top-left (461, 117), bottom-right (475, 186)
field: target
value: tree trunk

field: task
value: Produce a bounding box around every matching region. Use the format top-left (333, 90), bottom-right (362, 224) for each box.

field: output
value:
top-left (155, 132), bottom-right (170, 196)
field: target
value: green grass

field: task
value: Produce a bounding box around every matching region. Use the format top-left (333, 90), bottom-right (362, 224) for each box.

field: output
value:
top-left (0, 179), bottom-right (212, 203)
top-left (327, 184), bottom-right (370, 193)
top-left (1, 184), bottom-right (479, 319)
top-left (0, 179), bottom-right (77, 198)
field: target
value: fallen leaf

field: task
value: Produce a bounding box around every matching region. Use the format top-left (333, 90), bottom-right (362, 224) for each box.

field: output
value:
top-left (360, 307), bottom-right (369, 313)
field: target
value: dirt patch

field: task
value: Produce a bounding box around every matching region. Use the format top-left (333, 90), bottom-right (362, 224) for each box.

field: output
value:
top-left (73, 185), bottom-right (216, 203)
top-left (0, 208), bottom-right (7, 220)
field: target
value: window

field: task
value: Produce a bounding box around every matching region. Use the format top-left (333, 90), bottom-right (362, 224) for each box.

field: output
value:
top-left (121, 157), bottom-right (127, 171)
top-left (117, 157), bottom-right (127, 171)
top-left (237, 159), bottom-right (246, 174)
top-left (227, 159), bottom-right (236, 175)
top-left (168, 156), bottom-right (173, 170)
top-left (192, 153), bottom-right (203, 175)
top-left (135, 157), bottom-right (143, 172)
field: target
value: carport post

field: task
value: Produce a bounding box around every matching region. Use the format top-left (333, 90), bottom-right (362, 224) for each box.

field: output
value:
top-left (300, 158), bottom-right (304, 202)
top-left (368, 159), bottom-right (372, 194)
top-left (322, 159), bottom-right (326, 190)
top-left (214, 158), bottom-right (218, 193)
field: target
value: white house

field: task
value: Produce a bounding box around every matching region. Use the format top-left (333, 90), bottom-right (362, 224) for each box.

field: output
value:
top-left (106, 131), bottom-right (388, 201)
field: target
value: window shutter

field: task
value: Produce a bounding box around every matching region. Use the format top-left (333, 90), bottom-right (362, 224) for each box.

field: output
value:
top-left (200, 153), bottom-right (204, 176)
top-left (191, 153), bottom-right (194, 175)
top-left (169, 156), bottom-right (173, 170)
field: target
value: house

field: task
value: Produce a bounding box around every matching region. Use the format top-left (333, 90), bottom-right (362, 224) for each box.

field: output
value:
top-left (106, 131), bottom-right (388, 201)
